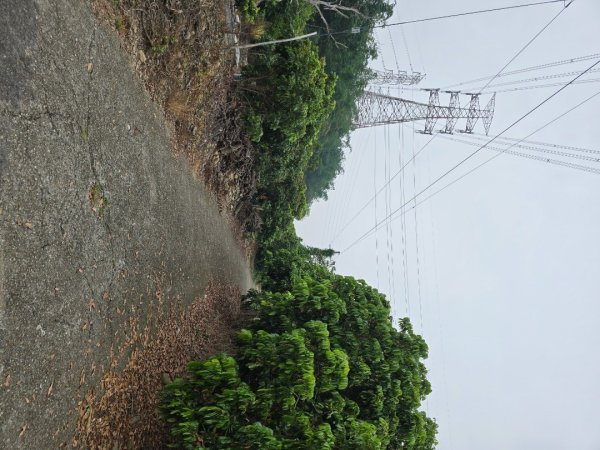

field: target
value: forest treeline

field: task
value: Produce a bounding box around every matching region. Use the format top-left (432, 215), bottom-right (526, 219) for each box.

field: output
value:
top-left (238, 0), bottom-right (393, 240)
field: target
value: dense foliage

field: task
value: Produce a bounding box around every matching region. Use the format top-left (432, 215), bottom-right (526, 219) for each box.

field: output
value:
top-left (159, 2), bottom-right (438, 448)
top-left (242, 39), bottom-right (336, 227)
top-left (160, 255), bottom-right (437, 449)
top-left (236, 0), bottom-right (394, 237)
top-left (305, 0), bottom-right (393, 202)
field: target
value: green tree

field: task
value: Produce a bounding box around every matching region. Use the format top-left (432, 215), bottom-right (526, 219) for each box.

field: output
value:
top-left (162, 256), bottom-right (437, 449)
top-left (242, 39), bottom-right (336, 231)
top-left (305, 0), bottom-right (394, 202)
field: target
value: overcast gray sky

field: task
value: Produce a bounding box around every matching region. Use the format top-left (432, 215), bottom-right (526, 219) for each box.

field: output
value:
top-left (296, 1), bottom-right (600, 448)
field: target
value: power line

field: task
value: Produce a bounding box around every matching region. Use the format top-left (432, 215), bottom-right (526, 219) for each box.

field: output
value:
top-left (348, 88), bottom-right (600, 248)
top-left (315, 1), bottom-right (566, 36)
top-left (384, 123), bottom-right (393, 300)
top-left (330, 133), bottom-right (438, 244)
top-left (341, 58), bottom-right (600, 253)
top-left (374, 129), bottom-right (380, 288)
top-left (459, 134), bottom-right (600, 162)
top-left (410, 117), bottom-right (425, 334)
top-left (481, 77), bottom-right (600, 93)
top-left (399, 25), bottom-right (414, 72)
top-left (326, 128), bottom-right (372, 245)
top-left (403, 0), bottom-right (427, 74)
top-left (442, 52), bottom-right (600, 90)
top-left (475, 67), bottom-right (600, 90)
top-left (398, 123), bottom-right (411, 318)
top-left (374, 1), bottom-right (565, 32)
top-left (385, 124), bottom-right (398, 315)
top-left (477, 4), bottom-right (570, 93)
top-left (470, 132), bottom-right (600, 155)
top-left (386, 28), bottom-right (401, 72)
top-left (441, 135), bottom-right (600, 173)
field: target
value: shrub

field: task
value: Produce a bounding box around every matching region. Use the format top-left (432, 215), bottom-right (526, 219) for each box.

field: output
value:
top-left (160, 268), bottom-right (437, 449)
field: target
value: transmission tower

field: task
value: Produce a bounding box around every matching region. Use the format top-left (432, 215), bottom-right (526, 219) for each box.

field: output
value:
top-left (371, 69), bottom-right (426, 86)
top-left (354, 89), bottom-right (496, 135)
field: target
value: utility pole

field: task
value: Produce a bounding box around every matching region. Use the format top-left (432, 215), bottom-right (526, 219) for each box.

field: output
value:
top-left (230, 32), bottom-right (317, 50)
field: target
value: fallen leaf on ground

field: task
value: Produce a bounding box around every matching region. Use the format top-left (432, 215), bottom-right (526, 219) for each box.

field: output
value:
top-left (47, 381), bottom-right (54, 396)
top-left (3, 374), bottom-right (10, 387)
top-left (19, 425), bottom-right (27, 439)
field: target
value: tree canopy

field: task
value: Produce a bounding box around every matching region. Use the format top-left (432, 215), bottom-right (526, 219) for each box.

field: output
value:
top-left (237, 0), bottom-right (394, 230)
top-left (161, 257), bottom-right (437, 449)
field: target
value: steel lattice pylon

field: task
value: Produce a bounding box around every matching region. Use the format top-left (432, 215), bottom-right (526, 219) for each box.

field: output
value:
top-left (354, 89), bottom-right (496, 135)
top-left (371, 69), bottom-right (426, 86)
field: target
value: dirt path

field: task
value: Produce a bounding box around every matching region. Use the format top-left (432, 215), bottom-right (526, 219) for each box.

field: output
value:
top-left (0, 0), bottom-right (253, 447)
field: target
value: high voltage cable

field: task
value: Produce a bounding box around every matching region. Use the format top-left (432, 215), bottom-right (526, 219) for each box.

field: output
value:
top-left (384, 124), bottom-right (393, 301)
top-left (441, 135), bottom-right (600, 174)
top-left (407, 0), bottom-right (428, 75)
top-left (341, 58), bottom-right (600, 254)
top-left (326, 128), bottom-right (372, 245)
top-left (470, 132), bottom-right (600, 155)
top-left (481, 77), bottom-right (600, 93)
top-left (477, 3), bottom-right (570, 93)
top-left (400, 76), bottom-right (600, 94)
top-left (387, 28), bottom-right (401, 71)
top-left (375, 34), bottom-right (388, 71)
top-left (313, 1), bottom-right (566, 36)
top-left (346, 88), bottom-right (600, 249)
top-left (398, 123), bottom-right (411, 318)
top-left (330, 133), bottom-right (437, 245)
top-left (426, 191), bottom-right (454, 449)
top-left (459, 134), bottom-right (600, 162)
top-left (399, 25), bottom-right (414, 72)
top-left (442, 52), bottom-right (600, 89)
top-left (473, 67), bottom-right (600, 90)
top-left (410, 118), bottom-right (425, 335)
top-left (374, 130), bottom-right (380, 288)
top-left (385, 124), bottom-right (398, 315)
top-left (336, 3), bottom-right (570, 241)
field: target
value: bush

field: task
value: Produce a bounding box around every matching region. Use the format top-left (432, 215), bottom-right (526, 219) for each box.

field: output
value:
top-left (160, 266), bottom-right (437, 449)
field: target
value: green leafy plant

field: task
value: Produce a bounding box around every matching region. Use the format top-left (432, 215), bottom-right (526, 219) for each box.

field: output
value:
top-left (160, 259), bottom-right (437, 449)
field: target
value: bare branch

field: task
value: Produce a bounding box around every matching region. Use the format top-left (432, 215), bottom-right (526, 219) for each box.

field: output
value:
top-left (305, 0), bottom-right (365, 20)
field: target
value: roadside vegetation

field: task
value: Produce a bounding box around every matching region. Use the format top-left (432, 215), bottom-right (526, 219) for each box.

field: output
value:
top-left (159, 0), bottom-right (438, 448)
top-left (161, 247), bottom-right (437, 449)
top-left (90, 0), bottom-right (438, 447)
top-left (237, 0), bottom-right (393, 237)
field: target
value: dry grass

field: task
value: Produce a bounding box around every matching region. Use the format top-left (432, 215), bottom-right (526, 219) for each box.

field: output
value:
top-left (69, 3), bottom-right (260, 447)
top-left (243, 19), bottom-right (268, 40)
top-left (73, 283), bottom-right (243, 449)
top-left (165, 89), bottom-right (194, 119)
top-left (92, 0), bottom-right (260, 247)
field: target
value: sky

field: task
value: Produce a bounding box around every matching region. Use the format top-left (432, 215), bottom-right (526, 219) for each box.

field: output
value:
top-left (295, 1), bottom-right (600, 449)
